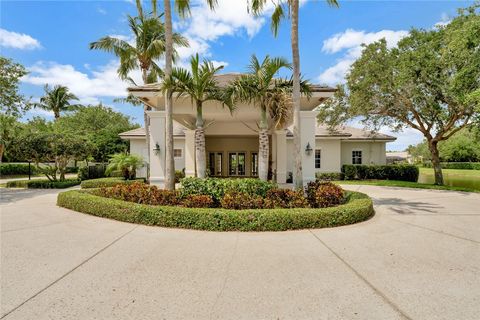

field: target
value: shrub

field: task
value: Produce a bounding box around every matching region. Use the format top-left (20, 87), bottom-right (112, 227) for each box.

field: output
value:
top-left (341, 164), bottom-right (419, 182)
top-left (65, 166), bottom-right (79, 173)
top-left (80, 177), bottom-right (144, 189)
top-left (423, 162), bottom-right (480, 170)
top-left (57, 190), bottom-right (374, 231)
top-left (181, 194), bottom-right (214, 208)
top-left (175, 170), bottom-right (185, 183)
top-left (306, 181), bottom-right (345, 208)
top-left (98, 182), bottom-right (178, 206)
top-left (220, 192), bottom-right (264, 210)
top-left (6, 178), bottom-right (80, 189)
top-left (78, 164), bottom-right (107, 180)
top-left (315, 172), bottom-right (344, 181)
top-left (0, 163), bottom-right (37, 176)
top-left (180, 177), bottom-right (277, 204)
top-left (264, 189), bottom-right (309, 208)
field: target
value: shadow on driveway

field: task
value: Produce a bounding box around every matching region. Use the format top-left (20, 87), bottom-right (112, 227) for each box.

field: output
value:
top-left (0, 188), bottom-right (63, 205)
top-left (373, 197), bottom-right (444, 214)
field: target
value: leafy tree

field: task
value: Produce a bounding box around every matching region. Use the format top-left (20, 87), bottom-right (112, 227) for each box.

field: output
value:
top-left (106, 153), bottom-right (144, 180)
top-left (90, 0), bottom-right (188, 184)
top-left (0, 114), bottom-right (20, 162)
top-left (34, 85), bottom-right (81, 119)
top-left (161, 54), bottom-right (231, 178)
top-left (55, 105), bottom-right (138, 162)
top-left (319, 5), bottom-right (480, 185)
top-left (0, 56), bottom-right (29, 116)
top-left (439, 129), bottom-right (480, 162)
top-left (249, 0), bottom-right (339, 188)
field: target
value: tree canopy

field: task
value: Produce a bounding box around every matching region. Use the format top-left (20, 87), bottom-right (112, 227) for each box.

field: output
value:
top-left (0, 56), bottom-right (29, 117)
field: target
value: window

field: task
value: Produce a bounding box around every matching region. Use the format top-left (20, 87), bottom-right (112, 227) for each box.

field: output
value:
top-left (174, 149), bottom-right (182, 158)
top-left (228, 152), bottom-right (246, 176)
top-left (208, 152), bottom-right (223, 176)
top-left (315, 149), bottom-right (321, 169)
top-left (251, 152), bottom-right (258, 176)
top-left (352, 150), bottom-right (362, 164)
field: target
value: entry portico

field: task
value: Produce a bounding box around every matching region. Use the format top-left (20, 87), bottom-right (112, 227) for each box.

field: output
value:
top-left (120, 74), bottom-right (395, 186)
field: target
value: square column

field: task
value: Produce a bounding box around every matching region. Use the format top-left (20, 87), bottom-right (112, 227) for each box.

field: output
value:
top-left (147, 111), bottom-right (166, 187)
top-left (274, 130), bottom-right (287, 183)
top-left (184, 130), bottom-right (195, 177)
top-left (300, 111), bottom-right (318, 185)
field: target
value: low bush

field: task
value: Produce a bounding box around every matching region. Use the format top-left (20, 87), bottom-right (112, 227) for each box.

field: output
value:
top-left (1, 163), bottom-right (37, 176)
top-left (175, 170), bottom-right (185, 183)
top-left (315, 172), bottom-right (344, 181)
top-left (264, 189), bottom-right (309, 208)
top-left (306, 181), bottom-right (345, 208)
top-left (57, 190), bottom-right (374, 231)
top-left (220, 192), bottom-right (264, 210)
top-left (80, 177), bottom-right (144, 189)
top-left (341, 164), bottom-right (419, 182)
top-left (182, 194), bottom-right (214, 208)
top-left (97, 182), bottom-right (178, 206)
top-left (6, 178), bottom-right (80, 189)
top-left (180, 177), bottom-right (277, 204)
top-left (78, 164), bottom-right (107, 180)
top-left (422, 162), bottom-right (480, 170)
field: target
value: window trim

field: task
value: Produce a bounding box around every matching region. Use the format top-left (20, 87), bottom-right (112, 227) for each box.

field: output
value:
top-left (173, 148), bottom-right (183, 159)
top-left (352, 150), bottom-right (363, 165)
top-left (314, 149), bottom-right (321, 169)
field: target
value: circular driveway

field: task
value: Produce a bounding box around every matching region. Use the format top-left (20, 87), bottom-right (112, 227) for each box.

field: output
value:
top-left (1, 186), bottom-right (479, 320)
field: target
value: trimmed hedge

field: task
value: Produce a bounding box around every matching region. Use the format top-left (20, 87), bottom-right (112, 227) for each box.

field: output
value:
top-left (80, 177), bottom-right (145, 189)
top-left (6, 178), bottom-right (80, 189)
top-left (57, 189), bottom-right (374, 232)
top-left (315, 172), bottom-right (345, 181)
top-left (423, 162), bottom-right (480, 170)
top-left (1, 163), bottom-right (37, 176)
top-left (342, 164), bottom-right (419, 182)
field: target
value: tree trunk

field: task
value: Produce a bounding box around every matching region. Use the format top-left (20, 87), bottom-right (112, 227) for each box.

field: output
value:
top-left (163, 0), bottom-right (175, 190)
top-left (291, 0), bottom-right (302, 189)
top-left (195, 102), bottom-right (206, 178)
top-left (142, 68), bottom-right (151, 183)
top-left (428, 140), bottom-right (444, 185)
top-left (258, 106), bottom-right (269, 181)
top-left (0, 143), bottom-right (4, 163)
top-left (54, 110), bottom-right (60, 120)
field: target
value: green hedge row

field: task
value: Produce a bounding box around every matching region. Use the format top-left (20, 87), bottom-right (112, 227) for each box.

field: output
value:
top-left (80, 177), bottom-right (145, 189)
top-left (1, 163), bottom-right (37, 175)
top-left (342, 164), bottom-right (419, 182)
top-left (422, 162), bottom-right (480, 170)
top-left (6, 178), bottom-right (81, 189)
top-left (57, 190), bottom-right (374, 232)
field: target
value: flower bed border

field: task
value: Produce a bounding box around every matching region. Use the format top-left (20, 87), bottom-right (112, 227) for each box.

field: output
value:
top-left (57, 190), bottom-right (374, 232)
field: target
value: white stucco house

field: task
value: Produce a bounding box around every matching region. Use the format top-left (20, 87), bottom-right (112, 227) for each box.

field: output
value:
top-left (119, 73), bottom-right (396, 185)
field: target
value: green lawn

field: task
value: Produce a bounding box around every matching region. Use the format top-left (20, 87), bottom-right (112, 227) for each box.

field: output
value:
top-left (419, 167), bottom-right (480, 177)
top-left (337, 179), bottom-right (479, 193)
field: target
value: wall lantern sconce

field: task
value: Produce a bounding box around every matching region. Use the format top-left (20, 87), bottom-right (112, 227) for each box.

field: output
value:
top-left (305, 142), bottom-right (313, 156)
top-left (153, 143), bottom-right (161, 155)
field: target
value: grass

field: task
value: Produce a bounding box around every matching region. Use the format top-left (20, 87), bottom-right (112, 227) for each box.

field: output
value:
top-left (419, 167), bottom-right (480, 177)
top-left (336, 179), bottom-right (479, 193)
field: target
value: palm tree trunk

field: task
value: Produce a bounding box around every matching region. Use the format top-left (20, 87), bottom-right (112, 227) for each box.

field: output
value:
top-left (291, 0), bottom-right (302, 189)
top-left (258, 105), bottom-right (269, 181)
top-left (195, 101), bottom-right (206, 178)
top-left (428, 139), bottom-right (444, 185)
top-left (142, 68), bottom-right (151, 183)
top-left (163, 0), bottom-right (175, 190)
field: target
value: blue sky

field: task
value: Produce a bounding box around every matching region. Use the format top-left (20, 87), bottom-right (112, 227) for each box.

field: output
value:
top-left (1, 0), bottom-right (473, 150)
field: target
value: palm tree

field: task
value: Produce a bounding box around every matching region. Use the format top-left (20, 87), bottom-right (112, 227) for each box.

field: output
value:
top-left (90, 0), bottom-right (188, 183)
top-left (161, 54), bottom-right (231, 178)
top-left (106, 153), bottom-right (145, 180)
top-left (162, 0), bottom-right (218, 190)
top-left (228, 55), bottom-right (292, 181)
top-left (34, 84), bottom-right (80, 119)
top-left (250, 0), bottom-right (339, 188)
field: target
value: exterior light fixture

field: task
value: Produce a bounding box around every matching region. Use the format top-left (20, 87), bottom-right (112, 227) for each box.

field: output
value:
top-left (153, 143), bottom-right (161, 155)
top-left (305, 142), bottom-right (313, 156)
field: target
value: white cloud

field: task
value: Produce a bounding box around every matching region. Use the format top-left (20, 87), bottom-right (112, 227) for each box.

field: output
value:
top-left (0, 28), bottom-right (41, 50)
top-left (97, 7), bottom-right (107, 15)
top-left (318, 29), bottom-right (408, 85)
top-left (22, 61), bottom-right (141, 105)
top-left (434, 12), bottom-right (451, 28)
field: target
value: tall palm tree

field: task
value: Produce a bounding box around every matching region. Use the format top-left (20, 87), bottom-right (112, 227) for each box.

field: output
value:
top-left (162, 0), bottom-right (218, 190)
top-left (34, 84), bottom-right (80, 119)
top-left (250, 0), bottom-right (339, 188)
top-left (161, 54), bottom-right (232, 178)
top-left (228, 55), bottom-right (292, 181)
top-left (90, 0), bottom-right (187, 182)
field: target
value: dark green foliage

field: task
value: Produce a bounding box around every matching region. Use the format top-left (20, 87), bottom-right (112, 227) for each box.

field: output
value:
top-left (315, 172), bottom-right (344, 181)
top-left (263, 189), bottom-right (309, 208)
top-left (305, 181), bottom-right (345, 208)
top-left (179, 177), bottom-right (277, 204)
top-left (6, 178), bottom-right (80, 189)
top-left (175, 170), bottom-right (185, 183)
top-left (80, 177), bottom-right (145, 189)
top-left (341, 164), bottom-right (419, 182)
top-left (0, 163), bottom-right (37, 176)
top-left (0, 57), bottom-right (28, 117)
top-left (220, 192), bottom-right (264, 210)
top-left (57, 190), bottom-right (374, 231)
top-left (78, 164), bottom-right (107, 180)
top-left (423, 162), bottom-right (480, 170)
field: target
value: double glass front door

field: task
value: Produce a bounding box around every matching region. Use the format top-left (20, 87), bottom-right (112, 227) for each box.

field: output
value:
top-left (228, 152), bottom-right (246, 176)
top-left (209, 152), bottom-right (258, 177)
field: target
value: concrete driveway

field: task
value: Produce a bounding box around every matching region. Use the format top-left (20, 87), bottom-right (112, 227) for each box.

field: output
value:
top-left (1, 185), bottom-right (479, 320)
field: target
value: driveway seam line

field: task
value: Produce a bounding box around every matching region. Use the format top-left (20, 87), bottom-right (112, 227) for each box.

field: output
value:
top-left (308, 230), bottom-right (413, 320)
top-left (387, 217), bottom-right (480, 244)
top-left (2, 222), bottom-right (66, 233)
top-left (0, 226), bottom-right (138, 319)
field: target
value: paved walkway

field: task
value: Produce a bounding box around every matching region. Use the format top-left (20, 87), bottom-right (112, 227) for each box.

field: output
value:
top-left (1, 185), bottom-right (479, 319)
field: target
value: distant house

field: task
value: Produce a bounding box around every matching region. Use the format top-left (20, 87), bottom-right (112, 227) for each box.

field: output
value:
top-left (119, 73), bottom-right (396, 185)
top-left (386, 151), bottom-right (413, 164)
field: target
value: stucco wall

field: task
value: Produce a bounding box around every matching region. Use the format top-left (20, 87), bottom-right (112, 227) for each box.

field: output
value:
top-left (341, 141), bottom-right (387, 166)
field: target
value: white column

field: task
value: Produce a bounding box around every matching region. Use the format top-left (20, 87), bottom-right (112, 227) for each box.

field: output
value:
top-left (147, 111), bottom-right (166, 187)
top-left (184, 130), bottom-right (195, 177)
top-left (275, 130), bottom-right (287, 183)
top-left (300, 111), bottom-right (318, 185)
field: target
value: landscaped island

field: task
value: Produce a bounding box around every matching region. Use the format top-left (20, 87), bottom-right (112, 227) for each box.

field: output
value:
top-left (57, 178), bottom-right (374, 232)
